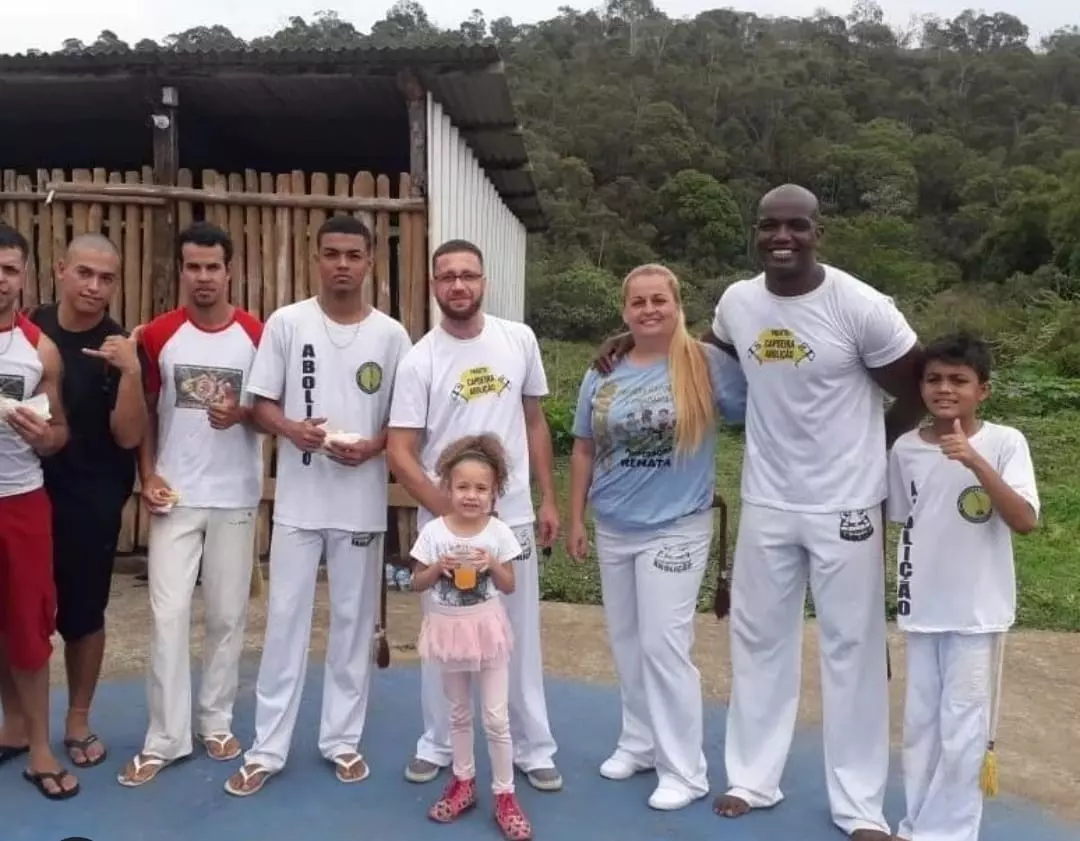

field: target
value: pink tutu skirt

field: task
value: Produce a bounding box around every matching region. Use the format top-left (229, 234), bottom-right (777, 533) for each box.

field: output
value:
top-left (419, 598), bottom-right (514, 673)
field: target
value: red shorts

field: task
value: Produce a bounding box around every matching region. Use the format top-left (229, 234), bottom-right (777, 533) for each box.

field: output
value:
top-left (0, 487), bottom-right (56, 671)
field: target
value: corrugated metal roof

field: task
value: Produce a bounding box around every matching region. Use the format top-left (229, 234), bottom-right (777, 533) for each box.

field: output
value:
top-left (0, 43), bottom-right (505, 73)
top-left (0, 43), bottom-right (544, 230)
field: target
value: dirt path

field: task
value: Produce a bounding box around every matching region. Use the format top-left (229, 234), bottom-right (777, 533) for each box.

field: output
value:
top-left (70, 572), bottom-right (1080, 821)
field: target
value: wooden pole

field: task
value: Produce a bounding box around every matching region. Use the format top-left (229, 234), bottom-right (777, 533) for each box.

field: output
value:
top-left (397, 70), bottom-right (428, 199)
top-left (151, 85), bottom-right (179, 317)
top-left (44, 181), bottom-right (425, 213)
top-left (0, 190), bottom-right (164, 206)
top-left (397, 68), bottom-right (429, 342)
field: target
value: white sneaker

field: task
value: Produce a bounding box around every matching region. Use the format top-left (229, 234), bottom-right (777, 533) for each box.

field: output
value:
top-left (647, 785), bottom-right (698, 811)
top-left (599, 754), bottom-right (651, 780)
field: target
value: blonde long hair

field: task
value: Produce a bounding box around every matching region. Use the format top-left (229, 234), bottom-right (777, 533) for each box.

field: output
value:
top-left (622, 264), bottom-right (714, 455)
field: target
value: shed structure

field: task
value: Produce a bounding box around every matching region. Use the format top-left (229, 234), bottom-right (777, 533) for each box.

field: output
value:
top-left (0, 44), bottom-right (543, 560)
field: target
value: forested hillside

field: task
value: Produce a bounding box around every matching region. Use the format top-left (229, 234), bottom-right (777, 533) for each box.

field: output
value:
top-left (48, 2), bottom-right (1080, 376)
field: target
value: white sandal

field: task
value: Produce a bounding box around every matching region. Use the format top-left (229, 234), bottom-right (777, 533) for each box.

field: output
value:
top-left (198, 732), bottom-right (242, 761)
top-left (223, 763), bottom-right (275, 797)
top-left (334, 753), bottom-right (370, 784)
top-left (117, 753), bottom-right (170, 787)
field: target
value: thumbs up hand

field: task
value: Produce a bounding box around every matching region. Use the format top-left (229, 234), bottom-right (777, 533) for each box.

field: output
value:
top-left (940, 417), bottom-right (978, 468)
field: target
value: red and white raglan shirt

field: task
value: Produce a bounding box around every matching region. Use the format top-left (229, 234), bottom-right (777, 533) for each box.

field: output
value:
top-left (138, 307), bottom-right (264, 510)
top-left (0, 313), bottom-right (44, 497)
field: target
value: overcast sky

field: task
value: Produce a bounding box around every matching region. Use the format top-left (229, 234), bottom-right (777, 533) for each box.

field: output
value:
top-left (0, 0), bottom-right (1072, 55)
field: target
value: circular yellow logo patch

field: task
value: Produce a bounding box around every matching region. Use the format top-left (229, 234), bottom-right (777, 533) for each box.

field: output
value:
top-left (957, 485), bottom-right (993, 523)
top-left (355, 361), bottom-right (383, 395)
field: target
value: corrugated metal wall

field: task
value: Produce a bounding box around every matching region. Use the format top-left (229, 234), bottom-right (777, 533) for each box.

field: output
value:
top-left (426, 93), bottom-right (527, 324)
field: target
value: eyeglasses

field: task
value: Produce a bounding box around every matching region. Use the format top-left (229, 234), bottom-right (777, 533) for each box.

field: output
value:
top-left (434, 272), bottom-right (483, 284)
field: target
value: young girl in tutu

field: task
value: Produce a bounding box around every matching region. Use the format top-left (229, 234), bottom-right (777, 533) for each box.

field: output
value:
top-left (410, 434), bottom-right (533, 840)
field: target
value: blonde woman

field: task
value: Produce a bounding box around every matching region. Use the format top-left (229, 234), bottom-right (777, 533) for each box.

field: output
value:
top-left (567, 264), bottom-right (747, 811)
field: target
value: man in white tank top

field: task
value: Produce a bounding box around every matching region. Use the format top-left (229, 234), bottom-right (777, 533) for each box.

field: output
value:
top-left (389, 239), bottom-right (562, 792)
top-left (118, 222), bottom-right (266, 787)
top-left (225, 215), bottom-right (412, 797)
top-left (709, 186), bottom-right (925, 841)
top-left (0, 224), bottom-right (76, 799)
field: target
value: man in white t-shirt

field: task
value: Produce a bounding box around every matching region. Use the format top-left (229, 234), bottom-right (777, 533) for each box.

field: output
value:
top-left (388, 239), bottom-right (563, 792)
top-left (224, 214), bottom-right (411, 797)
top-left (119, 222), bottom-right (265, 787)
top-left (708, 185), bottom-right (926, 841)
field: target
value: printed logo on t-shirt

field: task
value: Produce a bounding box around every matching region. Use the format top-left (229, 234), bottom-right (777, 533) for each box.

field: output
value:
top-left (593, 381), bottom-right (675, 470)
top-left (591, 380), bottom-right (620, 468)
top-left (173, 365), bottom-right (243, 409)
top-left (957, 486), bottom-right (993, 524)
top-left (610, 382), bottom-right (675, 470)
top-left (355, 361), bottom-right (383, 395)
top-left (747, 328), bottom-right (815, 366)
top-left (450, 365), bottom-right (511, 404)
top-left (0, 374), bottom-right (24, 400)
top-left (653, 544), bottom-right (694, 573)
top-left (300, 343), bottom-right (318, 466)
top-left (897, 480), bottom-right (917, 617)
top-left (511, 526), bottom-right (533, 563)
top-left (619, 403), bottom-right (674, 468)
top-left (838, 509), bottom-right (874, 542)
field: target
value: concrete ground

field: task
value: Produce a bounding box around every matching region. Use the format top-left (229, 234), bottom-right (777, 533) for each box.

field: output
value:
top-left (2, 570), bottom-right (1076, 840)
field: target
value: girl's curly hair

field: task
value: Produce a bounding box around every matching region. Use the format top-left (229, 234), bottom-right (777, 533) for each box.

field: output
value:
top-left (434, 434), bottom-right (510, 498)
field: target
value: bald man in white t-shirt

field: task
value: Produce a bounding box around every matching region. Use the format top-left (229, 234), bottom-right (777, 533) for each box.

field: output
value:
top-left (388, 239), bottom-right (563, 793)
top-left (706, 186), bottom-right (926, 841)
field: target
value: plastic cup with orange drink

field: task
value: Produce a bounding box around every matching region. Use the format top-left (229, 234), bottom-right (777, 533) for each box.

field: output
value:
top-left (451, 547), bottom-right (479, 590)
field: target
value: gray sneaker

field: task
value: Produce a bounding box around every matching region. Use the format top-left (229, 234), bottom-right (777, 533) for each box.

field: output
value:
top-left (404, 757), bottom-right (442, 783)
top-left (525, 765), bottom-right (563, 791)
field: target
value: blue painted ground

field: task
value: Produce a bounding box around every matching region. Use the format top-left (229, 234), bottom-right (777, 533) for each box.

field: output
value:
top-left (3, 663), bottom-right (1077, 841)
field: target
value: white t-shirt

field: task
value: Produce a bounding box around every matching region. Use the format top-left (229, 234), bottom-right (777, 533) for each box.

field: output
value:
top-left (712, 265), bottom-right (917, 513)
top-left (887, 422), bottom-right (1039, 633)
top-left (410, 515), bottom-right (523, 608)
top-left (140, 307), bottom-right (264, 509)
top-left (0, 313), bottom-right (45, 497)
top-left (389, 315), bottom-right (548, 528)
top-left (245, 298), bottom-right (412, 533)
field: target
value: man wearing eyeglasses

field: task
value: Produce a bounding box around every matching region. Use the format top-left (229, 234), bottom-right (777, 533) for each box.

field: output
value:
top-left (388, 239), bottom-right (562, 801)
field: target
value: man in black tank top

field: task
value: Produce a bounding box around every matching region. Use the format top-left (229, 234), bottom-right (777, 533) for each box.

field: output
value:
top-left (28, 233), bottom-right (147, 769)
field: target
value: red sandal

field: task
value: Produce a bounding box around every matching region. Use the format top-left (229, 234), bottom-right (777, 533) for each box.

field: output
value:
top-left (429, 776), bottom-right (477, 822)
top-left (495, 791), bottom-right (533, 840)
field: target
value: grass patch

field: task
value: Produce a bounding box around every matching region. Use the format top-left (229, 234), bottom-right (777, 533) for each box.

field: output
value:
top-left (535, 340), bottom-right (1080, 632)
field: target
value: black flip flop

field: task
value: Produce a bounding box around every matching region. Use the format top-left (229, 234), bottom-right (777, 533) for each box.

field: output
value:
top-left (0, 744), bottom-right (29, 766)
top-left (23, 768), bottom-right (80, 800)
top-left (64, 734), bottom-right (107, 768)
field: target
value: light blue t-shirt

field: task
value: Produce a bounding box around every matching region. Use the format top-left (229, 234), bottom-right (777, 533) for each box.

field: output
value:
top-left (572, 344), bottom-right (747, 530)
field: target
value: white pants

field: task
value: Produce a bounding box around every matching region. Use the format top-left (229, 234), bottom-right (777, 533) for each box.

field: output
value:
top-left (724, 502), bottom-right (891, 836)
top-left (595, 509), bottom-right (711, 799)
top-left (415, 525), bottom-right (557, 771)
top-left (143, 506), bottom-right (256, 760)
top-left (898, 632), bottom-right (996, 841)
top-left (244, 524), bottom-right (382, 771)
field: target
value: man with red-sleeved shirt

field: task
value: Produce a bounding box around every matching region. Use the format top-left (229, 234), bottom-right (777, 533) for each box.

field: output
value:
top-left (117, 221), bottom-right (265, 788)
top-left (0, 223), bottom-right (75, 799)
